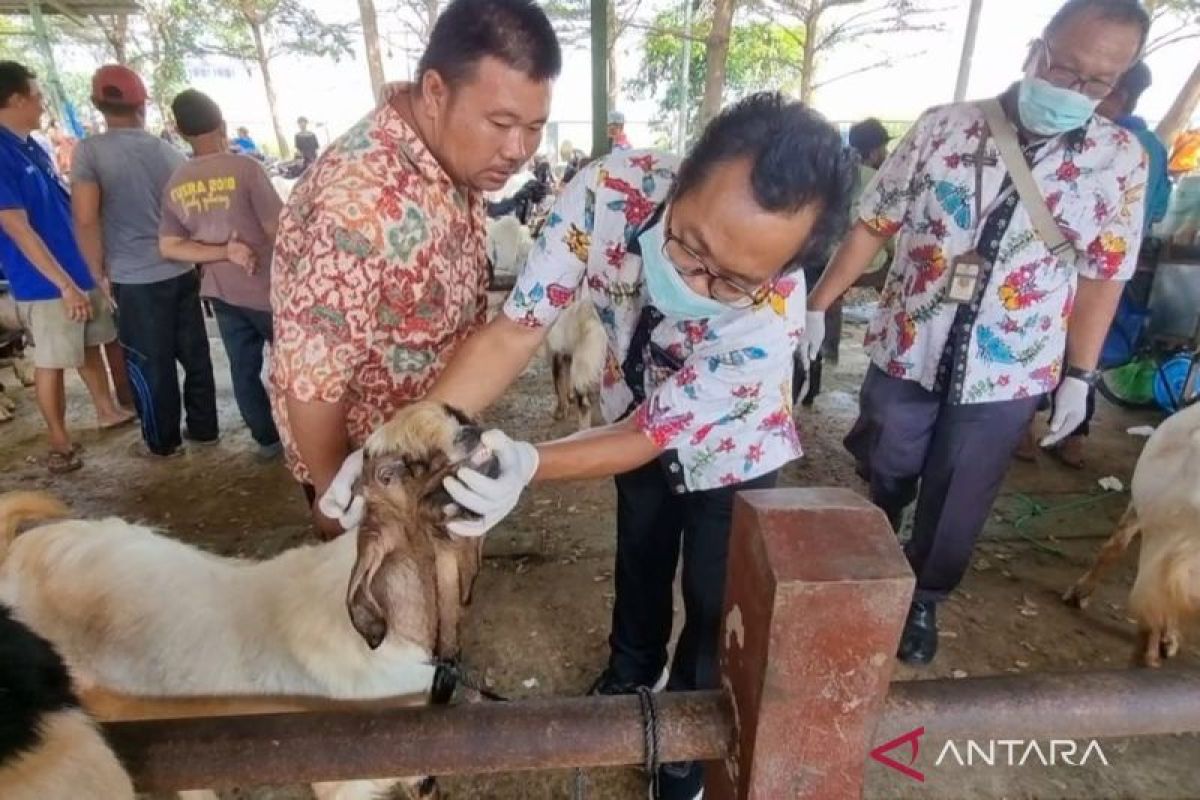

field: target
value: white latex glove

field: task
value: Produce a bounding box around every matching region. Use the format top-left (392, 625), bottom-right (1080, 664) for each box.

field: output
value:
top-left (318, 448), bottom-right (366, 531)
top-left (442, 430), bottom-right (539, 538)
top-left (1041, 376), bottom-right (1090, 448)
top-left (799, 309), bottom-right (826, 365)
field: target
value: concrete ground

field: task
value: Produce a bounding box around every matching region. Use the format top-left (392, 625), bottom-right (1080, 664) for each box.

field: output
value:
top-left (0, 304), bottom-right (1197, 800)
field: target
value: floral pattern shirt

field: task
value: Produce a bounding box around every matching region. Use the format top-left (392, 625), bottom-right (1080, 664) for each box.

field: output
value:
top-left (270, 84), bottom-right (488, 483)
top-left (861, 100), bottom-right (1147, 404)
top-left (504, 150), bottom-right (806, 491)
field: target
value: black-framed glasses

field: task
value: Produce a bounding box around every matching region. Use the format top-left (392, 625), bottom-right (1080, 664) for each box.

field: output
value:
top-left (1039, 41), bottom-right (1117, 100)
top-left (662, 213), bottom-right (774, 309)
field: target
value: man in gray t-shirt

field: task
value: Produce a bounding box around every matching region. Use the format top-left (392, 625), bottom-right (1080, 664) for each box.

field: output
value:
top-left (71, 64), bottom-right (218, 457)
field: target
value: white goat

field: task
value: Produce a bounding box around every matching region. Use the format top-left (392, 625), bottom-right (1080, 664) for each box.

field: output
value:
top-left (547, 301), bottom-right (607, 430)
top-left (0, 402), bottom-right (492, 800)
top-left (485, 215), bottom-right (607, 430)
top-left (1065, 401), bottom-right (1200, 666)
top-left (485, 214), bottom-right (533, 288)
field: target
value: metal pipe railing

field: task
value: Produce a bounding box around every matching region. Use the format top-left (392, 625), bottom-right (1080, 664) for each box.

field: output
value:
top-left (878, 668), bottom-right (1200, 742)
top-left (104, 668), bottom-right (1200, 793)
top-left (105, 692), bottom-right (733, 792)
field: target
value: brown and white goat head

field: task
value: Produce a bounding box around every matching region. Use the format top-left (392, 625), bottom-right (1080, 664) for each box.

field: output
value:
top-left (346, 401), bottom-right (499, 659)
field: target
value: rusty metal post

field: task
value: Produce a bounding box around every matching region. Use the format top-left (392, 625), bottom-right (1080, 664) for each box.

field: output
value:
top-left (707, 488), bottom-right (914, 799)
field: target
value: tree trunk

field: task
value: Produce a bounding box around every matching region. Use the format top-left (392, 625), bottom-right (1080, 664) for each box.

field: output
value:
top-left (94, 14), bottom-right (129, 64)
top-left (699, 0), bottom-right (736, 126)
top-left (1157, 58), bottom-right (1200, 147)
top-left (799, 8), bottom-right (820, 105)
top-left (425, 0), bottom-right (440, 45)
top-left (111, 15), bottom-right (129, 63)
top-left (606, 0), bottom-right (619, 110)
top-left (357, 0), bottom-right (386, 102)
top-left (249, 20), bottom-right (290, 158)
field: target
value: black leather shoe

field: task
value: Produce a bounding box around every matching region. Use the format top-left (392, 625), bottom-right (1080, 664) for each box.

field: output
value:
top-left (897, 600), bottom-right (938, 665)
top-left (588, 667), bottom-right (640, 696)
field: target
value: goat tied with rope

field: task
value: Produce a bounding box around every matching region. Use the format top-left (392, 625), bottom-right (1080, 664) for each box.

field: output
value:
top-left (0, 401), bottom-right (497, 800)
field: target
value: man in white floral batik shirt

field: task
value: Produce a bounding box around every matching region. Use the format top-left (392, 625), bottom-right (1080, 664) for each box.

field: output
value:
top-left (805, 0), bottom-right (1150, 666)
top-left (423, 93), bottom-right (852, 800)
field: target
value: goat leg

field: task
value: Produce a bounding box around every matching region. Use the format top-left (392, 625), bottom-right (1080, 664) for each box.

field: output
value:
top-left (551, 353), bottom-right (571, 421)
top-left (1064, 505), bottom-right (1140, 609)
top-left (1161, 625), bottom-right (1182, 660)
top-left (1138, 625), bottom-right (1164, 668)
top-left (574, 391), bottom-right (592, 431)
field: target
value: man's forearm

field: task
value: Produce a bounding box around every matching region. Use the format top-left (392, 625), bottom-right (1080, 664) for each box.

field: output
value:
top-left (76, 221), bottom-right (106, 285)
top-left (427, 314), bottom-right (545, 417)
top-left (285, 393), bottom-right (351, 496)
top-left (1066, 277), bottom-right (1125, 371)
top-left (533, 419), bottom-right (661, 482)
top-left (160, 237), bottom-right (229, 264)
top-left (0, 211), bottom-right (81, 292)
top-left (808, 222), bottom-right (890, 311)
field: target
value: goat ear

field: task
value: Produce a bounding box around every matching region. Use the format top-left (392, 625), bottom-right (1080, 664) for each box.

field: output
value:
top-left (347, 526), bottom-right (389, 650)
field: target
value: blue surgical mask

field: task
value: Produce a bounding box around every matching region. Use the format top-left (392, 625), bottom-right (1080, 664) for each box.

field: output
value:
top-left (1017, 76), bottom-right (1100, 137)
top-left (638, 220), bottom-right (730, 321)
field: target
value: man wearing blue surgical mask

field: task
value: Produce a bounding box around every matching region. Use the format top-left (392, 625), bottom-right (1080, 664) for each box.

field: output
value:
top-left (321, 92), bottom-right (853, 800)
top-left (805, 0), bottom-right (1150, 667)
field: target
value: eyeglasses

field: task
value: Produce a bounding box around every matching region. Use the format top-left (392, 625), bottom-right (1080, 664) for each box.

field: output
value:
top-left (662, 214), bottom-right (774, 309)
top-left (1039, 41), bottom-right (1118, 100)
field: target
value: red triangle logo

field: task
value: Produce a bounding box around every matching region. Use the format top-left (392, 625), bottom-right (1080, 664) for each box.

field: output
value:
top-left (870, 726), bottom-right (926, 783)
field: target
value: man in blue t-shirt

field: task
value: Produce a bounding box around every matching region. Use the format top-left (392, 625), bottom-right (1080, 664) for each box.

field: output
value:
top-left (0, 61), bottom-right (133, 473)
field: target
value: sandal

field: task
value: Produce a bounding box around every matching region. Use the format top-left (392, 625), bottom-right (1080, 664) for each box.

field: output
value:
top-left (47, 449), bottom-right (83, 475)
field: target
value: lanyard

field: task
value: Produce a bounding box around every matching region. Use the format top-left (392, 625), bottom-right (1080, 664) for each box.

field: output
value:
top-left (971, 132), bottom-right (1059, 250)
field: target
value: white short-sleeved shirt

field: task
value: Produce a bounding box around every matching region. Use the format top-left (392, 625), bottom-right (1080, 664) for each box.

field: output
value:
top-left (504, 150), bottom-right (807, 491)
top-left (860, 100), bottom-right (1148, 404)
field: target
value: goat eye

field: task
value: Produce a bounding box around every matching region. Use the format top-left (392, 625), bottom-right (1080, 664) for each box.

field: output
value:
top-left (375, 463), bottom-right (403, 485)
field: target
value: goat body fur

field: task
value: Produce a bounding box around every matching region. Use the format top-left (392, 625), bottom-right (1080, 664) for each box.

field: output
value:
top-left (0, 492), bottom-right (435, 700)
top-left (0, 603), bottom-right (134, 800)
top-left (1065, 401), bottom-right (1200, 666)
top-left (547, 300), bottom-right (607, 430)
top-left (485, 215), bottom-right (533, 281)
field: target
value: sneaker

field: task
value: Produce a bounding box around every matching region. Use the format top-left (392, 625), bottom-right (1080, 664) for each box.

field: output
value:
top-left (129, 440), bottom-right (185, 459)
top-left (255, 441), bottom-right (284, 462)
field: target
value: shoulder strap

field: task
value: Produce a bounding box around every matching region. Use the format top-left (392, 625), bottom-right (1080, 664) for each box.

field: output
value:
top-left (978, 98), bottom-right (1077, 265)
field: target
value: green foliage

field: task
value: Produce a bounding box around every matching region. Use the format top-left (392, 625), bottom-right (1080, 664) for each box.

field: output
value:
top-left (629, 9), bottom-right (804, 139)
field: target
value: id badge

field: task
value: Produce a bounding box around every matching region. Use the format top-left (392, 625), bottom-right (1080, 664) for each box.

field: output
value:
top-left (947, 253), bottom-right (985, 304)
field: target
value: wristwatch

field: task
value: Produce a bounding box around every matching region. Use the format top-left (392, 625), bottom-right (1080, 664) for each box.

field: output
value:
top-left (1065, 365), bottom-right (1101, 386)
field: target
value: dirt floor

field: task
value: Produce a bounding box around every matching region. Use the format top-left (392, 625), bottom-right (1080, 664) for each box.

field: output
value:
top-left (1, 302), bottom-right (1198, 800)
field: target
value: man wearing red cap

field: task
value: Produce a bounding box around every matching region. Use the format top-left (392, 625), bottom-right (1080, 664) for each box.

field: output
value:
top-left (71, 64), bottom-right (219, 458)
top-left (0, 61), bottom-right (135, 473)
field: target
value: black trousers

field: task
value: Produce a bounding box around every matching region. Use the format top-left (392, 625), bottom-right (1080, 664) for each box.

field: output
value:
top-left (209, 298), bottom-right (280, 447)
top-left (609, 459), bottom-right (777, 798)
top-left (113, 271), bottom-right (218, 455)
top-left (845, 365), bottom-right (1039, 603)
